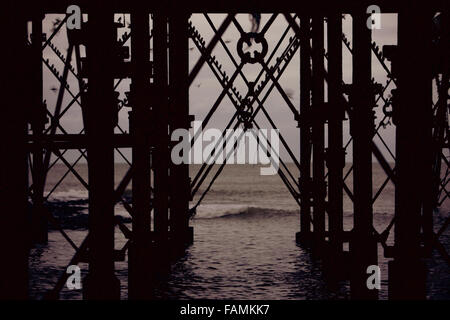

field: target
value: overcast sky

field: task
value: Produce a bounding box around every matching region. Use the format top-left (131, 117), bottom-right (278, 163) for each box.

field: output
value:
top-left (40, 13), bottom-right (401, 164)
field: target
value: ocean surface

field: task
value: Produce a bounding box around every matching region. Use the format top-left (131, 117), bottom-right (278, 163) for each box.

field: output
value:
top-left (29, 163), bottom-right (450, 300)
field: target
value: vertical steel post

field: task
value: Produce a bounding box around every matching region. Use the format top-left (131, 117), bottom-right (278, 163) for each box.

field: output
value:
top-left (169, 12), bottom-right (193, 254)
top-left (326, 12), bottom-right (344, 259)
top-left (349, 8), bottom-right (378, 300)
top-left (128, 10), bottom-right (153, 299)
top-left (311, 16), bottom-right (326, 253)
top-left (153, 12), bottom-right (170, 269)
top-left (296, 15), bottom-right (313, 246)
top-left (0, 2), bottom-right (29, 299)
top-left (388, 3), bottom-right (431, 300)
top-left (30, 13), bottom-right (47, 244)
top-left (83, 3), bottom-right (120, 299)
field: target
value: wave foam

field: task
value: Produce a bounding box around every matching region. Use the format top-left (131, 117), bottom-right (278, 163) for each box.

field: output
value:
top-left (193, 204), bottom-right (297, 219)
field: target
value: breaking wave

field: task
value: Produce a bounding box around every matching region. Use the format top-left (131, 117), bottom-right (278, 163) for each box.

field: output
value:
top-left (193, 204), bottom-right (298, 219)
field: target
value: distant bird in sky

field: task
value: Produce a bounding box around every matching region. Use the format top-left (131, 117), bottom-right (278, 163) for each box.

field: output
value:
top-left (249, 13), bottom-right (261, 33)
top-left (196, 83), bottom-right (201, 88)
top-left (50, 86), bottom-right (58, 93)
top-left (189, 47), bottom-right (195, 51)
top-left (51, 18), bottom-right (62, 33)
top-left (285, 88), bottom-right (294, 100)
top-left (117, 14), bottom-right (126, 26)
top-left (246, 13), bottom-right (261, 48)
top-left (224, 39), bottom-right (232, 44)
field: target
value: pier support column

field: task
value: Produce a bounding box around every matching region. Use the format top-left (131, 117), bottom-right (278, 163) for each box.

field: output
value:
top-left (349, 8), bottom-right (378, 300)
top-left (128, 10), bottom-right (153, 299)
top-left (0, 2), bottom-right (29, 299)
top-left (388, 3), bottom-right (431, 300)
top-left (30, 12), bottom-right (48, 244)
top-left (311, 16), bottom-right (326, 254)
top-left (326, 12), bottom-right (345, 266)
top-left (169, 12), bottom-right (193, 255)
top-left (83, 3), bottom-right (120, 300)
top-left (153, 12), bottom-right (171, 273)
top-left (296, 15), bottom-right (313, 246)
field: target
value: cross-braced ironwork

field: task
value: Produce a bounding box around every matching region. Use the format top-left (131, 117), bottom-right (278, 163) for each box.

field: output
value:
top-left (0, 0), bottom-right (449, 300)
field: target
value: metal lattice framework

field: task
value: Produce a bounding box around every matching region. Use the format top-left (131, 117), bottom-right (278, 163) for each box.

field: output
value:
top-left (0, 0), bottom-right (449, 300)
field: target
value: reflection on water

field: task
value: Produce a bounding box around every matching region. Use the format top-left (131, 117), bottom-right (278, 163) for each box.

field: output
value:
top-left (29, 208), bottom-right (449, 300)
top-left (29, 164), bottom-right (450, 300)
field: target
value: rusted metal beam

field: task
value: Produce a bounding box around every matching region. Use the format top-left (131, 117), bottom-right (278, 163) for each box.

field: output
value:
top-left (311, 16), bottom-right (326, 253)
top-left (0, 2), bottom-right (29, 300)
top-left (82, 3), bottom-right (120, 299)
top-left (30, 12), bottom-right (48, 244)
top-left (389, 3), bottom-right (432, 300)
top-left (36, 0), bottom-right (445, 14)
top-left (297, 15), bottom-right (313, 246)
top-left (128, 10), bottom-right (153, 299)
top-left (169, 12), bottom-right (193, 252)
top-left (349, 7), bottom-right (378, 300)
top-left (153, 11), bottom-right (170, 273)
top-left (327, 13), bottom-right (344, 258)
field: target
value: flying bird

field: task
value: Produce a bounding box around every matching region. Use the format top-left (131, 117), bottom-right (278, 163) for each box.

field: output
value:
top-left (51, 18), bottom-right (62, 33)
top-left (249, 13), bottom-right (261, 33)
top-left (285, 88), bottom-right (294, 100)
top-left (53, 18), bottom-right (61, 27)
top-left (246, 14), bottom-right (261, 48)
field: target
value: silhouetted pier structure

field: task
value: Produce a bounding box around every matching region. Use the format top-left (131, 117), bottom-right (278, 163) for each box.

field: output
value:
top-left (0, 0), bottom-right (448, 300)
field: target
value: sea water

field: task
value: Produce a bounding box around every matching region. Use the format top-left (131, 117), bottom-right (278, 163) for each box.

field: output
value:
top-left (28, 163), bottom-right (450, 300)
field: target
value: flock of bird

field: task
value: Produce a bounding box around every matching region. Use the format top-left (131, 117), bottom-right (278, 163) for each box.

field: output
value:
top-left (47, 15), bottom-right (294, 99)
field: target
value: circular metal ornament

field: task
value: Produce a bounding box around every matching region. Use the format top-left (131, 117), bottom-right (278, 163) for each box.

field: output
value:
top-left (237, 32), bottom-right (268, 64)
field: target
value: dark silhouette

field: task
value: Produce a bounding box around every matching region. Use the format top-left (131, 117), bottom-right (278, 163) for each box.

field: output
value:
top-left (0, 2), bottom-right (448, 302)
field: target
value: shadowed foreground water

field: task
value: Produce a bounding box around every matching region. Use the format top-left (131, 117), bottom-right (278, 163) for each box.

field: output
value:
top-left (29, 164), bottom-right (450, 300)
